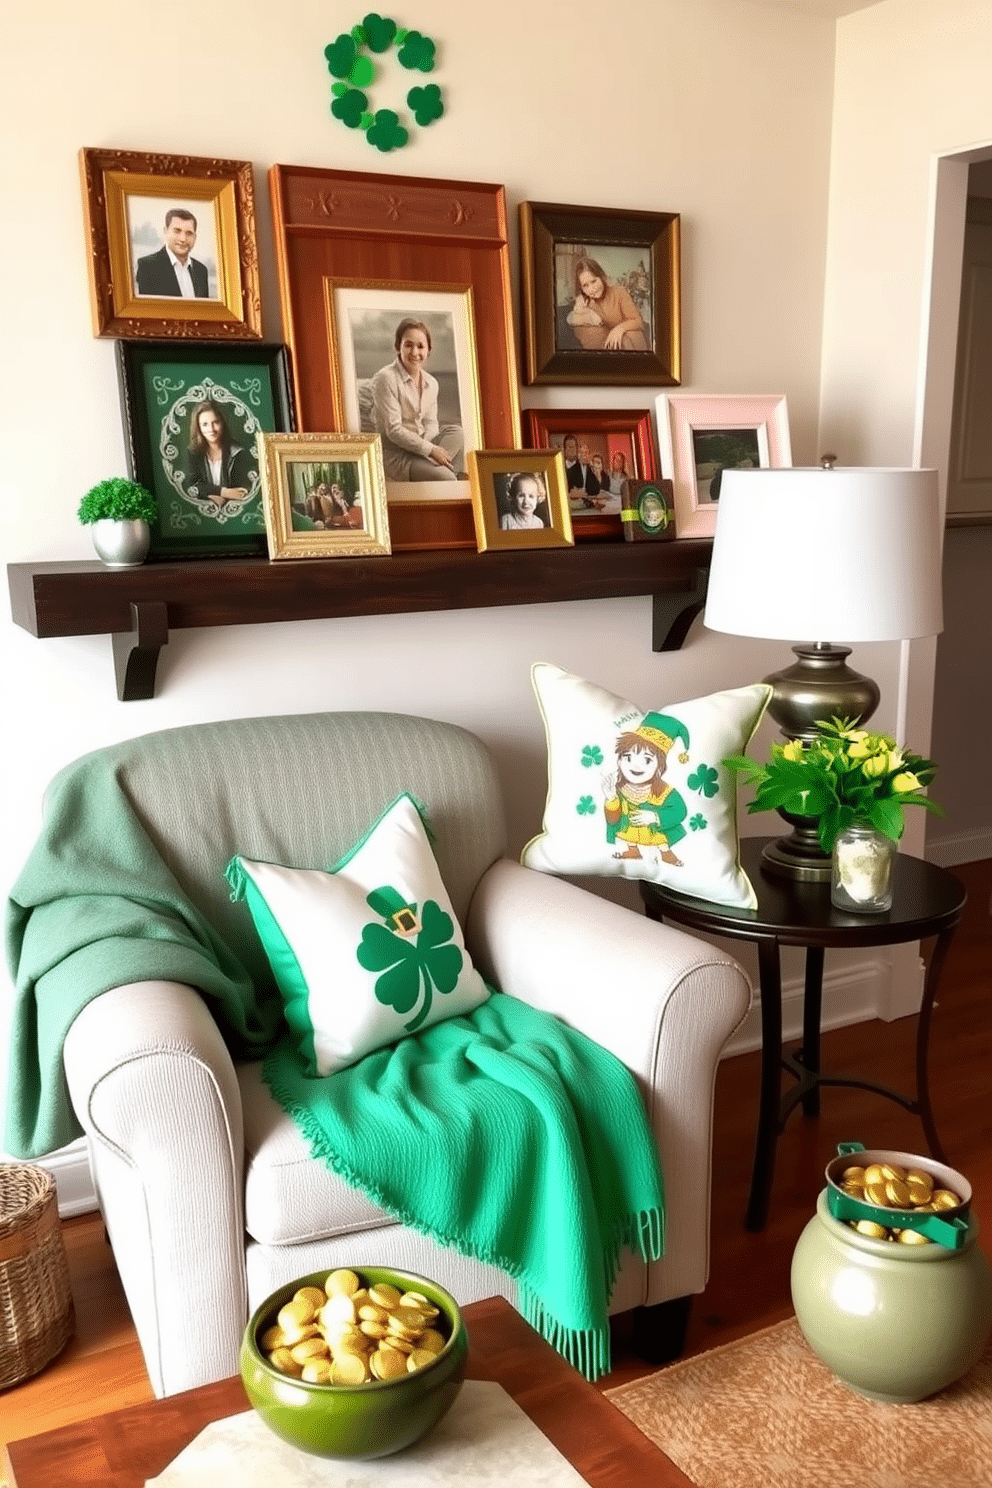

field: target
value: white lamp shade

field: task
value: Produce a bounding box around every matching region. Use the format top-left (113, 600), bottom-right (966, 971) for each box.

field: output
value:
top-left (703, 466), bottom-right (944, 643)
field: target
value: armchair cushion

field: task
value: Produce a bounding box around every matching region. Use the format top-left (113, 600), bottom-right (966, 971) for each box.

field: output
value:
top-left (522, 662), bottom-right (771, 909)
top-left (225, 793), bottom-right (490, 1076)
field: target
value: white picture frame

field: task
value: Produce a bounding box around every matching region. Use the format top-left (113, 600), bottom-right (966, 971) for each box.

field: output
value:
top-left (656, 393), bottom-right (792, 539)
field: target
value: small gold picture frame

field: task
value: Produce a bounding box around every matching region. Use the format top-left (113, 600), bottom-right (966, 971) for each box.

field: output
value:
top-left (79, 146), bottom-right (262, 340)
top-left (466, 449), bottom-right (574, 553)
top-left (256, 433), bottom-right (391, 560)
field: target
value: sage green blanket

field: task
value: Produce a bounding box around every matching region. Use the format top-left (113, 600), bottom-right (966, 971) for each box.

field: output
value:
top-left (264, 994), bottom-right (664, 1380)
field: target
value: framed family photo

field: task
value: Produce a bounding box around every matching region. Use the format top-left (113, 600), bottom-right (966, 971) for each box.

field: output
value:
top-left (519, 201), bottom-right (680, 387)
top-left (324, 279), bottom-right (483, 508)
top-left (269, 165), bottom-right (521, 552)
top-left (116, 340), bottom-right (295, 559)
top-left (79, 147), bottom-right (262, 340)
top-left (256, 433), bottom-right (390, 560)
top-left (656, 392), bottom-right (792, 539)
top-left (466, 449), bottom-right (573, 553)
top-left (524, 407), bottom-right (659, 541)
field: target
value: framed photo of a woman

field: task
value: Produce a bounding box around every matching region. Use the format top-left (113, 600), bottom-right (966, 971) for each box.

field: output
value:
top-left (524, 407), bottom-right (659, 541)
top-left (256, 433), bottom-right (390, 560)
top-left (80, 147), bottom-right (262, 340)
top-left (116, 340), bottom-right (295, 558)
top-left (466, 450), bottom-right (573, 553)
top-left (519, 201), bottom-right (681, 387)
top-left (325, 281), bottom-right (483, 513)
top-left (656, 392), bottom-right (792, 539)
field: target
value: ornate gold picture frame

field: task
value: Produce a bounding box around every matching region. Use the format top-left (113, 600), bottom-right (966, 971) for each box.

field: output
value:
top-left (79, 147), bottom-right (262, 340)
top-left (466, 449), bottom-right (573, 553)
top-left (256, 432), bottom-right (391, 560)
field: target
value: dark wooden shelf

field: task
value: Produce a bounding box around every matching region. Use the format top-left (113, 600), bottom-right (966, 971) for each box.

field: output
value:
top-left (8, 539), bottom-right (712, 700)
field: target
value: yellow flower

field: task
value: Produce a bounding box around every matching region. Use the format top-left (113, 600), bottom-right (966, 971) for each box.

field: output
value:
top-left (861, 754), bottom-right (889, 779)
top-left (892, 771), bottom-right (922, 794)
top-left (886, 748), bottom-right (905, 772)
top-left (844, 731), bottom-right (872, 757)
top-left (781, 739), bottom-right (805, 761)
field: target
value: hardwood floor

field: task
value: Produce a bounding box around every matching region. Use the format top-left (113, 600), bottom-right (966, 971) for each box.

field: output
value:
top-left (3, 859), bottom-right (990, 1447)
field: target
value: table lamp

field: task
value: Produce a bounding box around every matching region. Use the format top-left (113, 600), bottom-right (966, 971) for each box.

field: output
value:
top-left (703, 461), bottom-right (944, 882)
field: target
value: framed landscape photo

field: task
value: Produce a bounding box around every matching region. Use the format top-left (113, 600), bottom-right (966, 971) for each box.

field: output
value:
top-left (80, 147), bottom-right (262, 340)
top-left (519, 201), bottom-right (680, 387)
top-left (656, 392), bottom-right (792, 539)
top-left (524, 407), bottom-right (658, 541)
top-left (324, 279), bottom-right (483, 509)
top-left (269, 165), bottom-right (521, 552)
top-left (256, 433), bottom-right (390, 560)
top-left (466, 449), bottom-right (573, 553)
top-left (116, 340), bottom-right (295, 559)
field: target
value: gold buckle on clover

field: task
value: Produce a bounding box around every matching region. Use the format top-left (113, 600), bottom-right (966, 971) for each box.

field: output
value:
top-left (389, 906), bottom-right (421, 936)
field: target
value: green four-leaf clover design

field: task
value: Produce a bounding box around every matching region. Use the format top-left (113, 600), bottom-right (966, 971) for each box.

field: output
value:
top-left (356, 885), bottom-right (463, 1032)
top-left (688, 763), bottom-right (720, 798)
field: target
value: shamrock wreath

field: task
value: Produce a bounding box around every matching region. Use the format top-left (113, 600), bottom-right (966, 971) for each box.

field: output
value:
top-left (324, 12), bottom-right (444, 152)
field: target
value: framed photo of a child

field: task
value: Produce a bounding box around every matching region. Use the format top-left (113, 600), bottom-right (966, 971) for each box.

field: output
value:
top-left (466, 450), bottom-right (573, 553)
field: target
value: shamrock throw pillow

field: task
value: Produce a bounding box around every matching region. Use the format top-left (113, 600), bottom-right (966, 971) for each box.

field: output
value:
top-left (225, 792), bottom-right (490, 1076)
top-left (522, 663), bottom-right (771, 909)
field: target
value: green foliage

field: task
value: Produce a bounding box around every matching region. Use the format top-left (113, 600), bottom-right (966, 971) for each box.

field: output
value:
top-left (77, 477), bottom-right (156, 525)
top-left (723, 716), bottom-right (943, 853)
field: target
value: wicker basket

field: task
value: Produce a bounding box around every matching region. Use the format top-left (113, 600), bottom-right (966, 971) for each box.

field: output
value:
top-left (0, 1163), bottom-right (75, 1390)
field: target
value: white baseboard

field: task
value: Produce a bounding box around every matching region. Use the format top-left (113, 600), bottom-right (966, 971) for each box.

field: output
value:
top-left (925, 830), bottom-right (992, 867)
top-left (33, 1139), bottom-right (98, 1217)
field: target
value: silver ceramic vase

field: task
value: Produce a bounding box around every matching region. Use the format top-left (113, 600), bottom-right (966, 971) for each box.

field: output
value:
top-left (91, 518), bottom-right (151, 568)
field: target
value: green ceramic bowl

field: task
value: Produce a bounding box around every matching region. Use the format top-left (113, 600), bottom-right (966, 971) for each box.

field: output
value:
top-left (239, 1266), bottom-right (467, 1461)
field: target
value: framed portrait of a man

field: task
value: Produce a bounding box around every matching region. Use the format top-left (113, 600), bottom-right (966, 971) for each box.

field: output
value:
top-left (325, 280), bottom-right (484, 511)
top-left (80, 147), bottom-right (262, 339)
top-left (519, 201), bottom-right (680, 387)
top-left (116, 340), bottom-right (295, 559)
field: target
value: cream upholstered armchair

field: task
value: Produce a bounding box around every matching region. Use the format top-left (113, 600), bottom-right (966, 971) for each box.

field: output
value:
top-left (15, 711), bottom-right (751, 1397)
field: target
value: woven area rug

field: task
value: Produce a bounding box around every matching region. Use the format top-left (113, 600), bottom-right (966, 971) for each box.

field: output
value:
top-left (605, 1317), bottom-right (992, 1488)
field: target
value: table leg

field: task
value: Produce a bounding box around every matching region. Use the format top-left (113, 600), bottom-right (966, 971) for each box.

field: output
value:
top-left (915, 926), bottom-right (953, 1163)
top-left (746, 938), bottom-right (784, 1232)
top-left (798, 946), bottom-right (825, 1117)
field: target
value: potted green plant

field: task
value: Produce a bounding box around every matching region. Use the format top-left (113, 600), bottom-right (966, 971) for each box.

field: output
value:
top-left (725, 718), bottom-right (943, 911)
top-left (77, 477), bottom-right (157, 568)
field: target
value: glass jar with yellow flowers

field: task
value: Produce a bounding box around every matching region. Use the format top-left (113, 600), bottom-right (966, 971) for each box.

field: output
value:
top-left (724, 718), bottom-right (943, 913)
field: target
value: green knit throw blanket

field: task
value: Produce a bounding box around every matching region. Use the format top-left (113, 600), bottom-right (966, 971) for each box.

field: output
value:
top-left (264, 992), bottom-right (665, 1381)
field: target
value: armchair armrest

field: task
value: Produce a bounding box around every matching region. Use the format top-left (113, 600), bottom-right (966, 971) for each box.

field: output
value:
top-left (466, 859), bottom-right (753, 1302)
top-left (62, 981), bottom-right (247, 1396)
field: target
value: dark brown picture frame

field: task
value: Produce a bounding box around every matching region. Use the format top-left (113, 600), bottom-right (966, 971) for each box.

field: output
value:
top-left (269, 165), bottom-right (521, 552)
top-left (519, 201), bottom-right (681, 387)
top-left (79, 147), bottom-right (262, 341)
top-left (524, 406), bottom-right (659, 541)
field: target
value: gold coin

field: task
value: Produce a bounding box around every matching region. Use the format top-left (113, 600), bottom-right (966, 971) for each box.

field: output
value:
top-left (260, 1324), bottom-right (287, 1351)
top-left (906, 1168), bottom-right (934, 1192)
top-left (373, 1347), bottom-right (409, 1380)
top-left (878, 1163), bottom-right (906, 1181)
top-left (269, 1346), bottom-right (303, 1376)
top-left (294, 1286), bottom-right (327, 1311)
top-left (854, 1220), bottom-right (890, 1239)
top-left (407, 1347), bottom-right (437, 1372)
top-left (328, 1327), bottom-right (368, 1357)
top-left (290, 1336), bottom-right (330, 1363)
top-left (840, 1167), bottom-right (866, 1187)
top-left (896, 1228), bottom-right (932, 1245)
top-left (863, 1164), bottom-right (887, 1186)
top-left (931, 1189), bottom-right (961, 1211)
top-left (331, 1353), bottom-right (369, 1385)
top-left (418, 1328), bottom-right (447, 1355)
top-left (385, 1333), bottom-right (415, 1353)
top-left (326, 1269), bottom-right (362, 1297)
top-left (368, 1283), bottom-right (403, 1310)
top-left (391, 1305), bottom-right (429, 1330)
top-left (358, 1303), bottom-right (390, 1324)
top-left (320, 1293), bottom-right (358, 1328)
top-left (279, 1297), bottom-right (316, 1332)
top-left (360, 1319), bottom-right (389, 1339)
top-left (302, 1358), bottom-right (333, 1383)
top-left (864, 1181), bottom-right (890, 1207)
top-left (906, 1179), bottom-right (932, 1206)
top-left (885, 1178), bottom-right (912, 1208)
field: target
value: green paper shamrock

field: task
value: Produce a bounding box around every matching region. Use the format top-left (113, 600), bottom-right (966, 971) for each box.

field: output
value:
top-left (688, 763), bottom-right (720, 798)
top-left (580, 744), bottom-right (603, 769)
top-left (366, 107), bottom-right (408, 151)
top-left (407, 82), bottom-right (443, 124)
top-left (350, 54), bottom-right (375, 87)
top-left (689, 813), bottom-right (708, 832)
top-left (357, 890), bottom-right (463, 1032)
top-left (397, 29), bottom-right (435, 71)
top-left (332, 88), bottom-right (370, 128)
top-left (576, 796), bottom-right (596, 816)
top-left (361, 11), bottom-right (397, 51)
top-left (325, 33), bottom-right (358, 78)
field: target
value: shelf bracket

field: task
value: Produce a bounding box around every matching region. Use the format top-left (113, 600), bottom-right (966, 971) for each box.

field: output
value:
top-left (651, 567), bottom-right (709, 651)
top-left (112, 600), bottom-right (169, 701)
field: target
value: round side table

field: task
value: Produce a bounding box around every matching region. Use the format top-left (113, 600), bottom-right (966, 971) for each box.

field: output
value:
top-left (640, 838), bottom-right (967, 1232)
